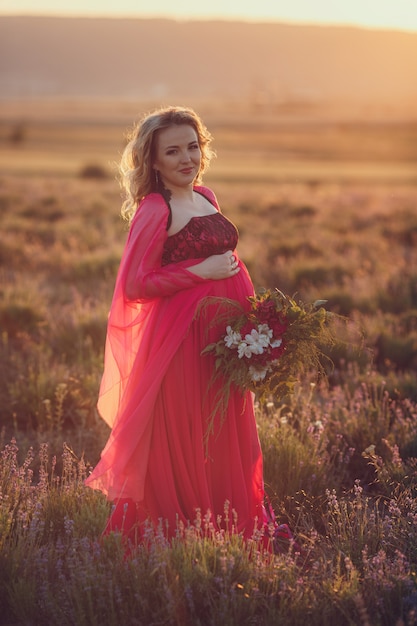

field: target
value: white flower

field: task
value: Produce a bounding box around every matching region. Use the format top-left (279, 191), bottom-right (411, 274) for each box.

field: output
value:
top-left (244, 329), bottom-right (268, 354)
top-left (237, 341), bottom-right (254, 359)
top-left (270, 338), bottom-right (283, 348)
top-left (249, 365), bottom-right (268, 381)
top-left (236, 325), bottom-right (276, 359)
top-left (224, 325), bottom-right (242, 348)
top-left (257, 323), bottom-right (273, 340)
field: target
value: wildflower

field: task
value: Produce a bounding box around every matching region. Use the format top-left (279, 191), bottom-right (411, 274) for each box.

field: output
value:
top-left (238, 328), bottom-right (269, 358)
top-left (224, 325), bottom-right (241, 348)
top-left (64, 516), bottom-right (75, 537)
top-left (237, 341), bottom-right (256, 359)
top-left (353, 479), bottom-right (363, 497)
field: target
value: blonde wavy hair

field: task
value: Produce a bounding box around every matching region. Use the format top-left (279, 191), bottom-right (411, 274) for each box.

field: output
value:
top-left (119, 106), bottom-right (215, 222)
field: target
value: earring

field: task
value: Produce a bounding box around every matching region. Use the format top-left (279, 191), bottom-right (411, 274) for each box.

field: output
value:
top-left (154, 169), bottom-right (160, 187)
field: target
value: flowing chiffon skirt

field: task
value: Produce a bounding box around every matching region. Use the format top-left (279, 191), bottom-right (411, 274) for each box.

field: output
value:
top-left (102, 268), bottom-right (265, 541)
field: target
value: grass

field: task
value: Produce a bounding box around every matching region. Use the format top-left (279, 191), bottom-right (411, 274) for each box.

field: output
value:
top-left (1, 389), bottom-right (417, 625)
top-left (0, 100), bottom-right (417, 624)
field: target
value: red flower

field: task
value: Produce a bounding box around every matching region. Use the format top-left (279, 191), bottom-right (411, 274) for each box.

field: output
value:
top-left (255, 299), bottom-right (276, 323)
top-left (270, 317), bottom-right (287, 337)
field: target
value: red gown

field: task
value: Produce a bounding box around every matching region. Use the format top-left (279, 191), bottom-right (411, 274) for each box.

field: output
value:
top-left (85, 186), bottom-right (266, 540)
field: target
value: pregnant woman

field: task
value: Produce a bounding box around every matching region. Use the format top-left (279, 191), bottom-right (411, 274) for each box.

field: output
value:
top-left (85, 106), bottom-right (269, 544)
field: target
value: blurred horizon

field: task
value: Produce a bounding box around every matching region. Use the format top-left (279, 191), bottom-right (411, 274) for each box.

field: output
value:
top-left (1, 16), bottom-right (416, 118)
top-left (1, 0), bottom-right (417, 32)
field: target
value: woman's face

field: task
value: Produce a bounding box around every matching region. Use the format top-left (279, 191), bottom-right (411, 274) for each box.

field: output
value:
top-left (153, 124), bottom-right (201, 192)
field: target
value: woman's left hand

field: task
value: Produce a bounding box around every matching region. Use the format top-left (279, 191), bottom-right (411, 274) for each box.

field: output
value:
top-left (187, 250), bottom-right (240, 280)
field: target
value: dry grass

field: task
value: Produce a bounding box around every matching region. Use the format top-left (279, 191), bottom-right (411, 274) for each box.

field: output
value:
top-left (0, 99), bottom-right (416, 625)
top-left (1, 98), bottom-right (416, 182)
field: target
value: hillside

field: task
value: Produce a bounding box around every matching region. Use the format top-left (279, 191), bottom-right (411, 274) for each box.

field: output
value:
top-left (1, 15), bottom-right (417, 109)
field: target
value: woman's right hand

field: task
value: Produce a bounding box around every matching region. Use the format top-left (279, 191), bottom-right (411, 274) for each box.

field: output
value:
top-left (188, 250), bottom-right (241, 280)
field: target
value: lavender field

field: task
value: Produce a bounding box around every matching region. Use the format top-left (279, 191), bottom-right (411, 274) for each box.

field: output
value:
top-left (1, 103), bottom-right (417, 624)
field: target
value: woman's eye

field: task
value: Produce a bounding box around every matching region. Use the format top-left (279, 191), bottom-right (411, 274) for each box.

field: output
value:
top-left (166, 149), bottom-right (177, 155)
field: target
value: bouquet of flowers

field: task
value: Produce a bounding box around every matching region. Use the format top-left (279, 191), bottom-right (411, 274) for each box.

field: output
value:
top-left (202, 289), bottom-right (337, 407)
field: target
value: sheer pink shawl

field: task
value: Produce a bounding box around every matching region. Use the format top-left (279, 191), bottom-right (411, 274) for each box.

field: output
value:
top-left (85, 187), bottom-right (222, 501)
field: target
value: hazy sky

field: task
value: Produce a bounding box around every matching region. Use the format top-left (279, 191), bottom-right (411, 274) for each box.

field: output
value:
top-left (1, 0), bottom-right (417, 32)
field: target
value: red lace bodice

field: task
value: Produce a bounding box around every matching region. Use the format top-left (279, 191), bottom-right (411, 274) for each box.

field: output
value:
top-left (162, 212), bottom-right (239, 266)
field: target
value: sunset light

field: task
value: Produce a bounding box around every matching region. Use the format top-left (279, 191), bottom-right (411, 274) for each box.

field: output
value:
top-left (1, 0), bottom-right (417, 32)
top-left (2, 0), bottom-right (417, 620)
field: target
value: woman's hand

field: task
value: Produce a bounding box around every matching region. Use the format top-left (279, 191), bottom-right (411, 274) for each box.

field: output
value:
top-left (188, 250), bottom-right (240, 280)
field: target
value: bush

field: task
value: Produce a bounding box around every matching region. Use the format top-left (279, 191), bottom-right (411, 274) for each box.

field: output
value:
top-left (79, 164), bottom-right (110, 179)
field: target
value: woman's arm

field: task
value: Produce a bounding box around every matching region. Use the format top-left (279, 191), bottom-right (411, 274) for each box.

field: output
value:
top-left (122, 194), bottom-right (207, 301)
top-left (122, 193), bottom-right (240, 301)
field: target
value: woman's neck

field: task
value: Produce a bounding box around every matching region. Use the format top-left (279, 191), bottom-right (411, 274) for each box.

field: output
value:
top-left (167, 184), bottom-right (196, 203)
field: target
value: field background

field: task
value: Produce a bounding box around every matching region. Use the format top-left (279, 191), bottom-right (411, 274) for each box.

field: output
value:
top-left (1, 94), bottom-right (417, 624)
top-left (1, 94), bottom-right (416, 461)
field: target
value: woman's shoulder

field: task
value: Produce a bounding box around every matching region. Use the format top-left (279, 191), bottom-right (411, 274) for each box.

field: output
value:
top-left (129, 193), bottom-right (170, 233)
top-left (139, 192), bottom-right (170, 209)
top-left (134, 193), bottom-right (170, 218)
